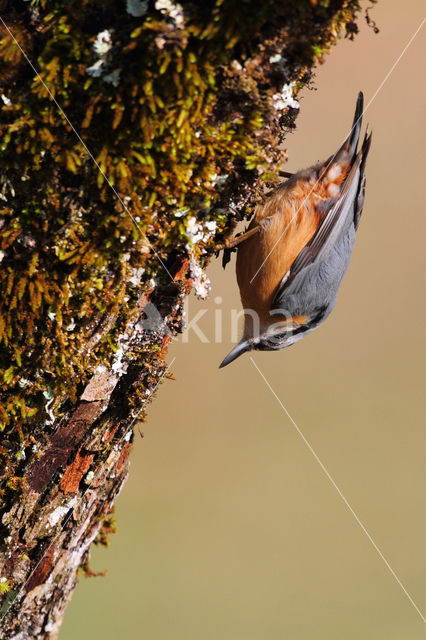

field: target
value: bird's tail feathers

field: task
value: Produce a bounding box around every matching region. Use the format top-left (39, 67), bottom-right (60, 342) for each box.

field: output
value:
top-left (333, 91), bottom-right (364, 165)
top-left (359, 125), bottom-right (372, 174)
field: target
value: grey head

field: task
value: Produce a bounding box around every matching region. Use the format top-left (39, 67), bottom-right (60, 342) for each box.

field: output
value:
top-left (218, 303), bottom-right (332, 368)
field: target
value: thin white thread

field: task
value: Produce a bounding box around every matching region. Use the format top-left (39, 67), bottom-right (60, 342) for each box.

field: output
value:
top-left (0, 356), bottom-right (177, 619)
top-left (0, 16), bottom-right (174, 282)
top-left (249, 17), bottom-right (426, 284)
top-left (250, 357), bottom-right (426, 625)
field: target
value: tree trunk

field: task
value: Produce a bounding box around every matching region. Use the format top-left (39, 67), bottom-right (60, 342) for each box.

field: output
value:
top-left (0, 279), bottom-right (185, 639)
top-left (0, 1), bottom-right (374, 637)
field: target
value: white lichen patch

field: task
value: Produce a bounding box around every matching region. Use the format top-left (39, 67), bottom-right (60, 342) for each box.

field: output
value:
top-left (155, 0), bottom-right (184, 27)
top-left (189, 259), bottom-right (211, 300)
top-left (128, 267), bottom-right (145, 287)
top-left (103, 69), bottom-right (121, 87)
top-left (18, 377), bottom-right (32, 388)
top-left (86, 59), bottom-right (105, 78)
top-left (66, 318), bottom-right (76, 331)
top-left (111, 345), bottom-right (126, 375)
top-left (127, 0), bottom-right (149, 17)
top-left (49, 498), bottom-right (77, 527)
top-left (93, 30), bottom-right (112, 57)
top-left (15, 442), bottom-right (27, 461)
top-left (185, 217), bottom-right (217, 248)
top-left (84, 470), bottom-right (95, 484)
top-left (174, 207), bottom-right (189, 218)
top-left (86, 30), bottom-right (121, 87)
top-left (186, 217), bottom-right (204, 244)
top-left (42, 386), bottom-right (54, 401)
top-left (272, 83), bottom-right (300, 111)
top-left (210, 173), bottom-right (229, 189)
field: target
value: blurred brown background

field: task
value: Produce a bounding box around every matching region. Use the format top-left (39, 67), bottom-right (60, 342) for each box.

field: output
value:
top-left (61, 2), bottom-right (426, 638)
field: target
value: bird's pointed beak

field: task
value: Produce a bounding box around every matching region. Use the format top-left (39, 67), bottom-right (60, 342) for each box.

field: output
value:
top-left (219, 339), bottom-right (252, 368)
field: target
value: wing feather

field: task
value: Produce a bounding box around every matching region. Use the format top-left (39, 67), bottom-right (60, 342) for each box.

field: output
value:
top-left (272, 131), bottom-right (371, 311)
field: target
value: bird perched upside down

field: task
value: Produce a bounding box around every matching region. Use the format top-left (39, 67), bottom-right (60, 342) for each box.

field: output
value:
top-left (219, 92), bottom-right (372, 368)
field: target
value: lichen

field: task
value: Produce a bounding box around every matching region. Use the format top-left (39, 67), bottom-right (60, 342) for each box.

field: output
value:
top-left (0, 7), bottom-right (381, 629)
top-left (0, 0), bottom-right (372, 459)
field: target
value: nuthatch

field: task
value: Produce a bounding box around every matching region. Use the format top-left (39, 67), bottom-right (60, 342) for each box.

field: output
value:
top-left (219, 92), bottom-right (372, 368)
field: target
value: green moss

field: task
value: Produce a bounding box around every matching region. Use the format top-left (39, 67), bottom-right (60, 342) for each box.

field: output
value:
top-left (0, 0), bottom-right (370, 441)
top-left (0, 579), bottom-right (11, 596)
top-left (94, 508), bottom-right (118, 548)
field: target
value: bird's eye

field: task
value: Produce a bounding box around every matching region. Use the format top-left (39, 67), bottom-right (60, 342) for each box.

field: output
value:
top-left (256, 333), bottom-right (290, 351)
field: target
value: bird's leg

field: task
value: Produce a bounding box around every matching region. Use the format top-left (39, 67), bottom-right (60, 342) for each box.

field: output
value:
top-left (216, 214), bottom-right (274, 251)
top-left (215, 219), bottom-right (237, 253)
top-left (213, 210), bottom-right (240, 251)
top-left (215, 212), bottom-right (246, 268)
top-left (219, 226), bottom-right (260, 269)
top-left (216, 225), bottom-right (262, 251)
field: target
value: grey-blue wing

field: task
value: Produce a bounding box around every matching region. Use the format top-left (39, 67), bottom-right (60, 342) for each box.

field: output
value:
top-left (273, 225), bottom-right (356, 318)
top-left (272, 132), bottom-right (371, 316)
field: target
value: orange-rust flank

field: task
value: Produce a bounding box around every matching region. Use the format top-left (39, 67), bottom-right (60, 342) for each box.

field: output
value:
top-left (273, 314), bottom-right (309, 326)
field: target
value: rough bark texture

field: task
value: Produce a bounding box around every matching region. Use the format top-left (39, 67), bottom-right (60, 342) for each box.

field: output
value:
top-left (1, 273), bottom-right (187, 639)
top-left (0, 1), bottom-right (375, 638)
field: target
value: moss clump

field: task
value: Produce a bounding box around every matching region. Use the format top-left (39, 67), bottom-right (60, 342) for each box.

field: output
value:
top-left (0, 0), bottom-right (370, 442)
top-left (0, 578), bottom-right (11, 595)
top-left (94, 507), bottom-right (117, 548)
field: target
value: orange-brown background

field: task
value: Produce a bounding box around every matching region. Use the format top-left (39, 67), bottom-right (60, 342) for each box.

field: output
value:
top-left (61, 2), bottom-right (426, 638)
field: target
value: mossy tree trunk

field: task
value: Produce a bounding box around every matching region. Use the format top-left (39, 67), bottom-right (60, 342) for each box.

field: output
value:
top-left (0, 1), bottom-right (373, 637)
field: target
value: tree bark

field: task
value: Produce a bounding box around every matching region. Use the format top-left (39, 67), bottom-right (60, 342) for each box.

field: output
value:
top-left (0, 1), bottom-right (375, 637)
top-left (0, 278), bottom-right (186, 638)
